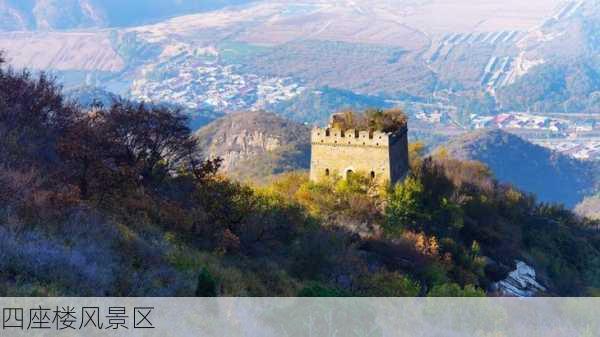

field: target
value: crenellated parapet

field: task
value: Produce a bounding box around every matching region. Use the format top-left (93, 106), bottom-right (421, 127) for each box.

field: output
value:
top-left (311, 126), bottom-right (406, 148)
top-left (310, 113), bottom-right (409, 186)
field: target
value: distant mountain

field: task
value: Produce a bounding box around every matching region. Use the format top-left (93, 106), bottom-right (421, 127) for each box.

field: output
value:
top-left (65, 86), bottom-right (118, 108)
top-left (0, 0), bottom-right (255, 31)
top-left (3, 0), bottom-right (599, 122)
top-left (267, 87), bottom-right (392, 124)
top-left (0, 0), bottom-right (105, 31)
top-left (444, 129), bottom-right (598, 208)
top-left (0, 0), bottom-right (112, 31)
top-left (194, 111), bottom-right (310, 182)
top-left (494, 1), bottom-right (600, 113)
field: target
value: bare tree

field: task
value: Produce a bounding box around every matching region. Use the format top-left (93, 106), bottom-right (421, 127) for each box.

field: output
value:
top-left (99, 101), bottom-right (197, 186)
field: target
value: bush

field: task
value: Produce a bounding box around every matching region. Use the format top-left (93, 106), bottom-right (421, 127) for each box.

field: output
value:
top-left (427, 283), bottom-right (485, 297)
top-left (298, 282), bottom-right (346, 297)
top-left (196, 268), bottom-right (218, 297)
top-left (330, 108), bottom-right (407, 133)
top-left (384, 176), bottom-right (427, 235)
top-left (357, 271), bottom-right (421, 297)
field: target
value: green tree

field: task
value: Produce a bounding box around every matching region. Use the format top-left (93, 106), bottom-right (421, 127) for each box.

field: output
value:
top-left (384, 176), bottom-right (428, 235)
top-left (195, 268), bottom-right (218, 297)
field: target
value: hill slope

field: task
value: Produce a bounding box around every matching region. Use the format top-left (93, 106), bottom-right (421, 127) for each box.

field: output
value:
top-left (444, 129), bottom-right (598, 208)
top-left (194, 111), bottom-right (310, 182)
top-left (65, 85), bottom-right (119, 108)
top-left (5, 61), bottom-right (600, 296)
top-left (266, 87), bottom-right (392, 124)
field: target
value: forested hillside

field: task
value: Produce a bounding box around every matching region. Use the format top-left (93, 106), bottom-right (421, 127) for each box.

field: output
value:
top-left (2, 56), bottom-right (600, 297)
top-left (266, 87), bottom-right (392, 124)
top-left (444, 129), bottom-right (599, 208)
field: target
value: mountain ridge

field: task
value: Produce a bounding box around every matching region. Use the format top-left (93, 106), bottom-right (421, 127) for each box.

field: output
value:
top-left (443, 128), bottom-right (598, 207)
top-left (0, 0), bottom-right (257, 31)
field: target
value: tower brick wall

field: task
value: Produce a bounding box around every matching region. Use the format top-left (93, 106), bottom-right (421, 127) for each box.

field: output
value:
top-left (309, 125), bottom-right (409, 185)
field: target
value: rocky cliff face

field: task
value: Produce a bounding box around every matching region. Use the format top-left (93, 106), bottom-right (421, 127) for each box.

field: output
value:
top-left (209, 128), bottom-right (283, 171)
top-left (194, 111), bottom-right (310, 182)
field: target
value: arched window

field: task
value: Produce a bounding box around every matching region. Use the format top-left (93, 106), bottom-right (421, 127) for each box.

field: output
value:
top-left (325, 129), bottom-right (330, 136)
top-left (346, 169), bottom-right (353, 179)
top-left (370, 171), bottom-right (375, 179)
top-left (325, 169), bottom-right (330, 176)
top-left (355, 130), bottom-right (360, 138)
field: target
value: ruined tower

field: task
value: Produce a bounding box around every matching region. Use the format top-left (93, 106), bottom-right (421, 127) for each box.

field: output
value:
top-left (309, 116), bottom-right (409, 185)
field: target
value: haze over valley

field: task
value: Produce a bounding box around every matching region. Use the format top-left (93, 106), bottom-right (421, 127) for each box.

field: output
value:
top-left (1, 0), bottom-right (599, 184)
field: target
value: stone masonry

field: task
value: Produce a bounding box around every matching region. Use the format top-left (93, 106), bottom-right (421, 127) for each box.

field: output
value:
top-left (310, 122), bottom-right (409, 185)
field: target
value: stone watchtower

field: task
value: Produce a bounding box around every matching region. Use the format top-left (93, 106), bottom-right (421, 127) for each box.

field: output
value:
top-left (309, 117), bottom-right (409, 185)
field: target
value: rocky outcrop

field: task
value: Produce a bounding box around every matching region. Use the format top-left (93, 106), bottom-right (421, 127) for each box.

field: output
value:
top-left (491, 261), bottom-right (546, 297)
top-left (194, 111), bottom-right (310, 181)
top-left (575, 195), bottom-right (600, 220)
top-left (214, 129), bottom-right (282, 171)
